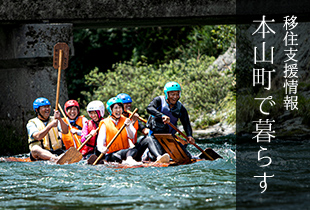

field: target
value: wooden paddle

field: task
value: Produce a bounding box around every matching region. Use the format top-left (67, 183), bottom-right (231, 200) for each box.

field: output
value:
top-left (58, 103), bottom-right (81, 148)
top-left (53, 43), bottom-right (69, 110)
top-left (92, 108), bottom-right (138, 165)
top-left (167, 122), bottom-right (222, 161)
top-left (56, 127), bottom-right (99, 165)
top-left (126, 111), bottom-right (188, 143)
top-left (126, 110), bottom-right (222, 160)
top-left (127, 110), bottom-right (221, 160)
top-left (126, 110), bottom-right (147, 123)
top-left (126, 110), bottom-right (187, 145)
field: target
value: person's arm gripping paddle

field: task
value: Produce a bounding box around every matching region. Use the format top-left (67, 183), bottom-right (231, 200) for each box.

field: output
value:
top-left (93, 108), bottom-right (138, 165)
top-left (58, 103), bottom-right (81, 147)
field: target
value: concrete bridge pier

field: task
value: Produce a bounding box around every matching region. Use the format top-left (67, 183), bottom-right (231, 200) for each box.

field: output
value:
top-left (0, 23), bottom-right (73, 154)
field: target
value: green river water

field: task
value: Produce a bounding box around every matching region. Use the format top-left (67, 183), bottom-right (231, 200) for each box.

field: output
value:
top-left (0, 138), bottom-right (236, 210)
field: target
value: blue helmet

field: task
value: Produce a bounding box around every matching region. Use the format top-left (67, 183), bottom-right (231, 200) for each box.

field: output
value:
top-left (106, 97), bottom-right (123, 115)
top-left (33, 97), bottom-right (51, 112)
top-left (117, 93), bottom-right (132, 104)
top-left (164, 82), bottom-right (181, 99)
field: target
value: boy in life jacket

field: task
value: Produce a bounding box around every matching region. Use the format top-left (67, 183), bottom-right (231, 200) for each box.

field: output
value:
top-left (145, 81), bottom-right (194, 160)
top-left (116, 93), bottom-right (170, 164)
top-left (116, 93), bottom-right (149, 143)
top-left (61, 100), bottom-right (88, 149)
top-left (27, 97), bottom-right (68, 162)
top-left (80, 100), bottom-right (105, 158)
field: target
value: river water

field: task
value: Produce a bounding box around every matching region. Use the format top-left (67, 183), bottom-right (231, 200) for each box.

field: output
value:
top-left (0, 138), bottom-right (236, 210)
top-left (237, 139), bottom-right (310, 209)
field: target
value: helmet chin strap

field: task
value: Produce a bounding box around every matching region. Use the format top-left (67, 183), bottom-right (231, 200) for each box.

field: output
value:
top-left (110, 104), bottom-right (122, 120)
top-left (36, 110), bottom-right (49, 122)
top-left (166, 98), bottom-right (175, 108)
top-left (111, 113), bottom-right (120, 120)
top-left (123, 111), bottom-right (129, 118)
top-left (166, 94), bottom-right (180, 108)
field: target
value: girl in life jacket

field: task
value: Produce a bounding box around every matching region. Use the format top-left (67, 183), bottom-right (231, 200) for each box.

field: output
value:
top-left (80, 100), bottom-right (105, 157)
top-left (61, 100), bottom-right (88, 149)
top-left (96, 97), bottom-right (170, 165)
top-left (96, 97), bottom-right (145, 165)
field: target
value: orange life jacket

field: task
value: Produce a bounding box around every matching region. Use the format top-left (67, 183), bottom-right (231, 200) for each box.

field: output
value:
top-left (99, 116), bottom-right (129, 154)
top-left (80, 119), bottom-right (99, 156)
top-left (62, 116), bottom-right (84, 149)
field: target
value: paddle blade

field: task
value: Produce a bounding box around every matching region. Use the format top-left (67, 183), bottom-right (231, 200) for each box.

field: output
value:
top-left (56, 147), bottom-right (83, 165)
top-left (53, 42), bottom-right (69, 70)
top-left (154, 134), bottom-right (191, 164)
top-left (199, 148), bottom-right (223, 160)
top-left (87, 154), bottom-right (105, 165)
top-left (87, 154), bottom-right (97, 165)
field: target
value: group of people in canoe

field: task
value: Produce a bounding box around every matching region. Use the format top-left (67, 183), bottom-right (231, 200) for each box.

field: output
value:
top-left (27, 81), bottom-right (196, 165)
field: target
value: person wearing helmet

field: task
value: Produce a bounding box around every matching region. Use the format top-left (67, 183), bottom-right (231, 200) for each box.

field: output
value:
top-left (116, 93), bottom-right (171, 164)
top-left (96, 97), bottom-right (143, 165)
top-left (117, 93), bottom-right (149, 143)
top-left (80, 100), bottom-right (105, 157)
top-left (61, 100), bottom-right (88, 150)
top-left (145, 81), bottom-right (194, 160)
top-left (26, 97), bottom-right (68, 162)
top-left (96, 97), bottom-right (170, 165)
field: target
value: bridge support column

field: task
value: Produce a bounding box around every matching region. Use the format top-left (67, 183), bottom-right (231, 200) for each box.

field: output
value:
top-left (0, 23), bottom-right (74, 155)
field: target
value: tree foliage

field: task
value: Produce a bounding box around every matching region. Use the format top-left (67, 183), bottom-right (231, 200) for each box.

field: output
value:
top-left (82, 55), bottom-right (235, 127)
top-left (177, 25), bottom-right (236, 60)
top-left (67, 27), bottom-right (193, 104)
top-left (67, 25), bottom-right (236, 107)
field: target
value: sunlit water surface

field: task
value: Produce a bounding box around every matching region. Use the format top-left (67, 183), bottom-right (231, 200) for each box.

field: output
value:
top-left (0, 140), bottom-right (236, 210)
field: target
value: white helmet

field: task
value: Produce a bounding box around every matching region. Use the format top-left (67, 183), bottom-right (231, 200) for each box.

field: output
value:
top-left (87, 100), bottom-right (105, 119)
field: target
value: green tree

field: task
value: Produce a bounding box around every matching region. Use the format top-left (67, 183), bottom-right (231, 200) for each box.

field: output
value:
top-left (82, 55), bottom-right (235, 128)
top-left (177, 25), bottom-right (236, 60)
top-left (67, 25), bottom-right (236, 105)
